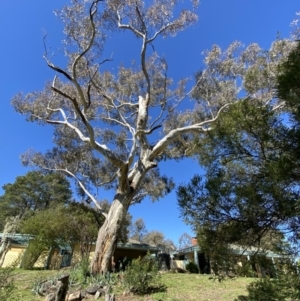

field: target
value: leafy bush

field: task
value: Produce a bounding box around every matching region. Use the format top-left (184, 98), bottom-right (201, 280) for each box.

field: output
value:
top-left (236, 279), bottom-right (285, 301)
top-left (122, 253), bottom-right (166, 295)
top-left (21, 239), bottom-right (47, 270)
top-left (69, 256), bottom-right (90, 285)
top-left (186, 262), bottom-right (199, 273)
top-left (235, 262), bottom-right (300, 301)
top-left (0, 267), bottom-right (15, 301)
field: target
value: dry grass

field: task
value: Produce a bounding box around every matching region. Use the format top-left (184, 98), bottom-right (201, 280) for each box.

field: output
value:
top-left (8, 269), bottom-right (254, 301)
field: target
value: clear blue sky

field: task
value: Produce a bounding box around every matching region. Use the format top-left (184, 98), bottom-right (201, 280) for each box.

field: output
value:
top-left (0, 0), bottom-right (299, 245)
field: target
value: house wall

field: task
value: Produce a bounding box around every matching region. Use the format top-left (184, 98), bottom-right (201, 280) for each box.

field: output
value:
top-left (1, 243), bottom-right (60, 269)
top-left (71, 243), bottom-right (154, 270)
top-left (114, 248), bottom-right (148, 262)
top-left (35, 248), bottom-right (75, 270)
top-left (33, 250), bottom-right (51, 268)
top-left (1, 245), bottom-right (26, 268)
top-left (70, 243), bottom-right (93, 266)
top-left (113, 248), bottom-right (149, 270)
top-left (172, 260), bottom-right (185, 269)
top-left (2, 241), bottom-right (158, 270)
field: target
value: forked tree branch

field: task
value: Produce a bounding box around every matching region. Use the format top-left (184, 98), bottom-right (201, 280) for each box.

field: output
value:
top-left (149, 102), bottom-right (234, 160)
top-left (44, 166), bottom-right (108, 218)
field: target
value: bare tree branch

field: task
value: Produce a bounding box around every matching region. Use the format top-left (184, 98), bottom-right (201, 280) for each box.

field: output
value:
top-left (149, 102), bottom-right (233, 160)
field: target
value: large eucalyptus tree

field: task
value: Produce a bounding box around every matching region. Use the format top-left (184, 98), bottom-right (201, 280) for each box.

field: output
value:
top-left (11, 0), bottom-right (293, 273)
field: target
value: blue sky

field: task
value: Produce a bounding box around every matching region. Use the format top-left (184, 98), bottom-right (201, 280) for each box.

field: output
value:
top-left (0, 0), bottom-right (299, 245)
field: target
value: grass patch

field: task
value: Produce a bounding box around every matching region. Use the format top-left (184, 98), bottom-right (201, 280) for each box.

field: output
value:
top-left (152, 273), bottom-right (253, 301)
top-left (9, 269), bottom-right (254, 301)
top-left (9, 269), bottom-right (59, 301)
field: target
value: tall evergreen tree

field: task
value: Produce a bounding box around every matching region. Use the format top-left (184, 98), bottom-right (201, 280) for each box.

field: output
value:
top-left (177, 42), bottom-right (300, 257)
top-left (0, 171), bottom-right (72, 266)
top-left (1, 171), bottom-right (72, 224)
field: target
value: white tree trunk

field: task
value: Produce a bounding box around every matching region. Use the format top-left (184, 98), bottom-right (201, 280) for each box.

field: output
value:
top-left (91, 194), bottom-right (130, 274)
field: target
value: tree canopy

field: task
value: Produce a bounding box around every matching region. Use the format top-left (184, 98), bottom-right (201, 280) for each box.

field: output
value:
top-left (0, 171), bottom-right (72, 230)
top-left (21, 202), bottom-right (102, 262)
top-left (129, 218), bottom-right (176, 252)
top-left (0, 171), bottom-right (72, 267)
top-left (178, 232), bottom-right (193, 249)
top-left (130, 218), bottom-right (148, 242)
top-left (177, 42), bottom-right (300, 259)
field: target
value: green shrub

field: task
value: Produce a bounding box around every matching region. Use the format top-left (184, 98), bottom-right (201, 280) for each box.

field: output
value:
top-left (122, 253), bottom-right (166, 295)
top-left (69, 256), bottom-right (90, 285)
top-left (235, 261), bottom-right (253, 277)
top-left (185, 262), bottom-right (199, 273)
top-left (236, 279), bottom-right (285, 301)
top-left (235, 262), bottom-right (300, 301)
top-left (21, 239), bottom-right (47, 270)
top-left (0, 267), bottom-right (15, 301)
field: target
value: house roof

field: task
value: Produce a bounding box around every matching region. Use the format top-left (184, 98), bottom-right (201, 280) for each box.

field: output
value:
top-left (0, 233), bottom-right (160, 252)
top-left (0, 233), bottom-right (31, 246)
top-left (117, 239), bottom-right (159, 251)
top-left (175, 243), bottom-right (288, 259)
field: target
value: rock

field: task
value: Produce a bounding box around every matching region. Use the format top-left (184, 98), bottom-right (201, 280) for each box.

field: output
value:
top-left (85, 285), bottom-right (100, 294)
top-left (40, 280), bottom-right (56, 296)
top-left (104, 293), bottom-right (115, 301)
top-left (80, 290), bottom-right (87, 298)
top-left (122, 291), bottom-right (131, 297)
top-left (94, 290), bottom-right (102, 299)
top-left (55, 274), bottom-right (70, 301)
top-left (67, 291), bottom-right (81, 301)
top-left (45, 293), bottom-right (55, 301)
top-left (82, 293), bottom-right (94, 300)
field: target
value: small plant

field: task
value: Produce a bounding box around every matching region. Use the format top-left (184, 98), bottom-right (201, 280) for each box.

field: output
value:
top-left (69, 256), bottom-right (90, 285)
top-left (31, 278), bottom-right (44, 296)
top-left (122, 252), bottom-right (166, 295)
top-left (31, 278), bottom-right (55, 296)
top-left (185, 262), bottom-right (199, 273)
top-left (0, 267), bottom-right (15, 301)
top-left (89, 271), bottom-right (118, 286)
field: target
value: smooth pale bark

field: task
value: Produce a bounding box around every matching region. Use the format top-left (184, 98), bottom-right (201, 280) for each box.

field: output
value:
top-left (91, 155), bottom-right (154, 273)
top-left (91, 193), bottom-right (131, 274)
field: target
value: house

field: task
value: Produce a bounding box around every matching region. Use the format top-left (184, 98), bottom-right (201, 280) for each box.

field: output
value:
top-left (0, 233), bottom-right (29, 268)
top-left (172, 238), bottom-right (290, 278)
top-left (0, 233), bottom-right (160, 270)
top-left (70, 239), bottom-right (160, 271)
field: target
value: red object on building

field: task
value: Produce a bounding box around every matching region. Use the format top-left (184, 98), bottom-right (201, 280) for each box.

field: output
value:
top-left (191, 237), bottom-right (198, 246)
